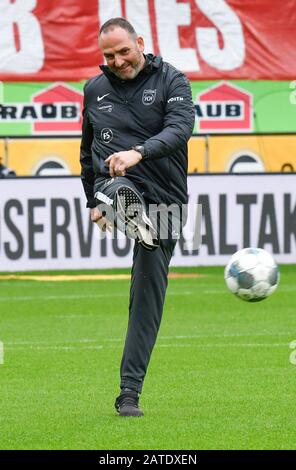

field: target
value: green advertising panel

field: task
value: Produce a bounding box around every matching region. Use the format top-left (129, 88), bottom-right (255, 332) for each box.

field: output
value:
top-left (0, 82), bottom-right (84, 136)
top-left (0, 80), bottom-right (295, 135)
top-left (191, 80), bottom-right (296, 134)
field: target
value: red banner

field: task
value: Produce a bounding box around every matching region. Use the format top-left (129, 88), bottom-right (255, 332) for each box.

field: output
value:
top-left (0, 0), bottom-right (295, 81)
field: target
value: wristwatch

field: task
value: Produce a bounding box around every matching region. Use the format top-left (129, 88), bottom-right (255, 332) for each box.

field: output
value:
top-left (132, 145), bottom-right (147, 160)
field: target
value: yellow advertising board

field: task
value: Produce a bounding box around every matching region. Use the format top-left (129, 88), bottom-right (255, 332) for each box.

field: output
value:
top-left (188, 135), bottom-right (296, 173)
top-left (1, 138), bottom-right (80, 176)
top-left (187, 137), bottom-right (206, 173)
top-left (0, 139), bottom-right (5, 165)
top-left (1, 134), bottom-right (296, 176)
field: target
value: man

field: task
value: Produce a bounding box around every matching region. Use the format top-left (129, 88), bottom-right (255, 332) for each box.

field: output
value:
top-left (80, 17), bottom-right (195, 417)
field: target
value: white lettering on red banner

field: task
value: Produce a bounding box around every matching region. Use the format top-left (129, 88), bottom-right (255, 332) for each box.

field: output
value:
top-left (0, 0), bottom-right (44, 74)
top-left (195, 0), bottom-right (245, 70)
top-left (0, 0), bottom-right (295, 81)
top-left (155, 0), bottom-right (199, 71)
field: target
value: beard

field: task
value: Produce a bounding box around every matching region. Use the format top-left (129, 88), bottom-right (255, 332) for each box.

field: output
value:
top-left (110, 51), bottom-right (144, 80)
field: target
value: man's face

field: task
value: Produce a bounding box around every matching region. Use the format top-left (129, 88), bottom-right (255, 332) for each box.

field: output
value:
top-left (99, 27), bottom-right (145, 80)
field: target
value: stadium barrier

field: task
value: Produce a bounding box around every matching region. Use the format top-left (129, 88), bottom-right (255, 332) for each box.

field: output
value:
top-left (1, 133), bottom-right (296, 177)
top-left (0, 174), bottom-right (295, 271)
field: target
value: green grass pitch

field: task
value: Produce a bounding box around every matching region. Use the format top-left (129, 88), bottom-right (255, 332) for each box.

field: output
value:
top-left (0, 265), bottom-right (296, 450)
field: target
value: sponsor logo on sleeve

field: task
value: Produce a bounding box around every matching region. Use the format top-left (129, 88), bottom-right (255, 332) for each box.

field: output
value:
top-left (168, 96), bottom-right (184, 103)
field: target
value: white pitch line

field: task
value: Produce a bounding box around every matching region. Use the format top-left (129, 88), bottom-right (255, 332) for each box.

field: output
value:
top-left (160, 332), bottom-right (296, 339)
top-left (0, 293), bottom-right (127, 302)
top-left (1, 283), bottom-right (294, 302)
top-left (0, 291), bottom-right (194, 302)
top-left (157, 343), bottom-right (286, 348)
top-left (4, 342), bottom-right (287, 351)
top-left (0, 288), bottom-right (293, 302)
top-left (5, 345), bottom-right (104, 351)
top-left (5, 331), bottom-right (295, 347)
top-left (5, 338), bottom-right (98, 346)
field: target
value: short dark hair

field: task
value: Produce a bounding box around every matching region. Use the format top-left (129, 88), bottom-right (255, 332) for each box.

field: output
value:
top-left (99, 17), bottom-right (137, 38)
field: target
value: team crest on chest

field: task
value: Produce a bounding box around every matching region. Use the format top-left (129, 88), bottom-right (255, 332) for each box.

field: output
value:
top-left (142, 89), bottom-right (157, 106)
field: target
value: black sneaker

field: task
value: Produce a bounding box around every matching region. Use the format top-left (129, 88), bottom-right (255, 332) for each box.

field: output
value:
top-left (115, 390), bottom-right (144, 417)
top-left (115, 186), bottom-right (159, 251)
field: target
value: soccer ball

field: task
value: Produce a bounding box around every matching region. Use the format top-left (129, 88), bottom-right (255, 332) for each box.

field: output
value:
top-left (224, 248), bottom-right (279, 302)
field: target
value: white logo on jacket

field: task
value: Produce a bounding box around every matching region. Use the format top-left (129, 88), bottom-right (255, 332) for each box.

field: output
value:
top-left (97, 93), bottom-right (110, 102)
top-left (142, 89), bottom-right (157, 106)
top-left (168, 96), bottom-right (184, 103)
top-left (101, 128), bottom-right (113, 143)
top-left (97, 103), bottom-right (113, 113)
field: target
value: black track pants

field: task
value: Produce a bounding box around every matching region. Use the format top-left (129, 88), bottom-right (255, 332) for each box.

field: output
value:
top-left (120, 236), bottom-right (176, 393)
top-left (94, 176), bottom-right (177, 393)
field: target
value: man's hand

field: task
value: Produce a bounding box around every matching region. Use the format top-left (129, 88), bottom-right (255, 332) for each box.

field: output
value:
top-left (105, 150), bottom-right (142, 177)
top-left (90, 207), bottom-right (112, 232)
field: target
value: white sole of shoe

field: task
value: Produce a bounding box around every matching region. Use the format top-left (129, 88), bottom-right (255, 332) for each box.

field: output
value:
top-left (116, 186), bottom-right (159, 251)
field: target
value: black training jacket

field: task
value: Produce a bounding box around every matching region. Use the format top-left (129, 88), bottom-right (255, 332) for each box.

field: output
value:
top-left (80, 54), bottom-right (195, 207)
